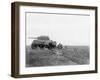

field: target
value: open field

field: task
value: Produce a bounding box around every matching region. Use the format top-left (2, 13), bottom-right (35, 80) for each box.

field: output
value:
top-left (26, 46), bottom-right (89, 67)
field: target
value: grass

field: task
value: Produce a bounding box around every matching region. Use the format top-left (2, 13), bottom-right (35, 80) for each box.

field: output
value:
top-left (26, 46), bottom-right (89, 67)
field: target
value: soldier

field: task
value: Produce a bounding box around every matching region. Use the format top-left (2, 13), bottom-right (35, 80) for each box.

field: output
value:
top-left (57, 43), bottom-right (63, 49)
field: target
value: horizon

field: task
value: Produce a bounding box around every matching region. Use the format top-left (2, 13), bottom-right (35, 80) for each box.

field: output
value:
top-left (26, 13), bottom-right (90, 46)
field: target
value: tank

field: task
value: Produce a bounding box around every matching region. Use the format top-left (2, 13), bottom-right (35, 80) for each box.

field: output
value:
top-left (31, 36), bottom-right (57, 49)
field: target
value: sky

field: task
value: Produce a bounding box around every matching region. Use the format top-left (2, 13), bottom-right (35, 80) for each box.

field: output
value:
top-left (26, 12), bottom-right (90, 46)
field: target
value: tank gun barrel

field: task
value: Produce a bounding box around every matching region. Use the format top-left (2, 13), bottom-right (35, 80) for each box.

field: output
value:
top-left (28, 36), bottom-right (50, 41)
top-left (28, 37), bottom-right (37, 39)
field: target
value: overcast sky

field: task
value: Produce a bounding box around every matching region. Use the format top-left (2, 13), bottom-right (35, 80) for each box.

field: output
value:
top-left (26, 12), bottom-right (90, 46)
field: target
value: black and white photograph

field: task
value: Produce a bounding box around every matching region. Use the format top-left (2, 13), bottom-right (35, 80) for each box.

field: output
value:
top-left (11, 2), bottom-right (97, 78)
top-left (26, 12), bottom-right (90, 67)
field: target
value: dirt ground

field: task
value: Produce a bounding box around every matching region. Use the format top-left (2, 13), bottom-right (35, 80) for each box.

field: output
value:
top-left (26, 46), bottom-right (89, 67)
